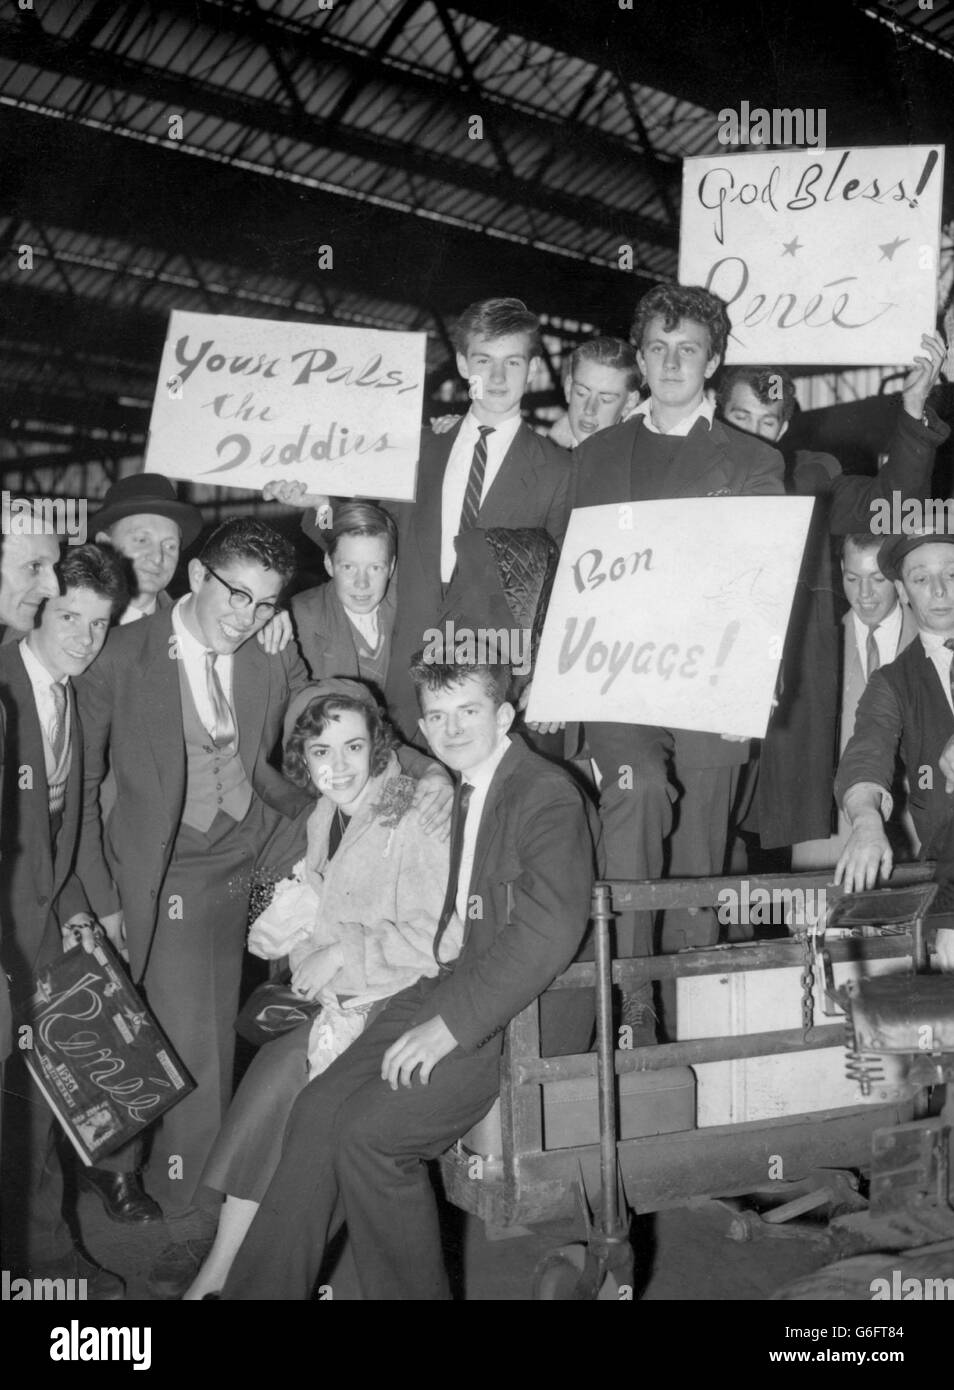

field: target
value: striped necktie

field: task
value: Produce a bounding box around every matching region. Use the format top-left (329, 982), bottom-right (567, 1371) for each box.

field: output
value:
top-left (49, 681), bottom-right (68, 764)
top-left (204, 651), bottom-right (237, 751)
top-left (458, 425), bottom-right (495, 534)
top-left (865, 625), bottom-right (881, 681)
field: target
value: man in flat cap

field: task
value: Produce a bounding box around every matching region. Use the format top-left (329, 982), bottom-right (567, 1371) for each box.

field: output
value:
top-left (835, 525), bottom-right (954, 969)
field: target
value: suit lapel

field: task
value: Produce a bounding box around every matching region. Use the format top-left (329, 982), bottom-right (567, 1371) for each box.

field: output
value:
top-left (52, 684), bottom-right (82, 899)
top-left (480, 422), bottom-right (536, 520)
top-left (466, 740), bottom-right (522, 903)
top-left (413, 425), bottom-right (457, 578)
top-left (665, 417), bottom-right (732, 497)
top-left (233, 638), bottom-right (270, 780)
top-left (139, 612), bottom-right (187, 814)
top-left (4, 647), bottom-right (53, 877)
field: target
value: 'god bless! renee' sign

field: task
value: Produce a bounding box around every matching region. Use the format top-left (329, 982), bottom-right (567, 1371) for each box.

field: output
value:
top-left (526, 497), bottom-right (813, 738)
top-left (679, 144), bottom-right (944, 365)
top-left (145, 310), bottom-right (427, 501)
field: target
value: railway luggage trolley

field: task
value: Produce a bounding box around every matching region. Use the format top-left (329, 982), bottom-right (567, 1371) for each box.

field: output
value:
top-left (438, 865), bottom-right (952, 1299)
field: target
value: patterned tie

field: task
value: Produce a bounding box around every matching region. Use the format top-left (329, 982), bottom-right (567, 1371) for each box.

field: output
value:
top-left (866, 626), bottom-right (881, 681)
top-left (458, 426), bottom-right (495, 534)
top-left (432, 781), bottom-right (473, 968)
top-left (49, 681), bottom-right (67, 763)
top-left (204, 651), bottom-right (237, 751)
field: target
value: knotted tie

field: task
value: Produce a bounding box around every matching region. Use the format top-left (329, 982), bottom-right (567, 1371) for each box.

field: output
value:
top-left (945, 639), bottom-right (954, 707)
top-left (49, 681), bottom-right (67, 763)
top-left (458, 425), bottom-right (495, 534)
top-left (204, 650), bottom-right (237, 751)
top-left (432, 781), bottom-right (473, 968)
top-left (866, 625), bottom-right (881, 681)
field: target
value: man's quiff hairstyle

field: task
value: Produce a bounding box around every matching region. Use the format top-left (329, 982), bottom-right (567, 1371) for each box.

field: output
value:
top-left (452, 298), bottom-right (543, 359)
top-left (326, 500), bottom-right (398, 565)
top-left (198, 517), bottom-right (297, 585)
top-left (409, 650), bottom-right (512, 710)
top-left (717, 366), bottom-right (797, 424)
top-left (565, 337), bottom-right (641, 393)
top-left (842, 532), bottom-right (885, 560)
top-left (56, 541), bottom-right (129, 620)
top-left (631, 284), bottom-right (730, 365)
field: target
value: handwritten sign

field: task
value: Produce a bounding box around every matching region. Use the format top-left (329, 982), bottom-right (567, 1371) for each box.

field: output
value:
top-left (679, 146), bottom-right (944, 365)
top-left (18, 940), bottom-right (195, 1165)
top-left (526, 498), bottom-right (813, 737)
top-left (145, 310), bottom-right (427, 501)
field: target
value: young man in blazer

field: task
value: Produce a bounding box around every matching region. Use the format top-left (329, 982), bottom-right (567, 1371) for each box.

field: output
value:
top-left (74, 518), bottom-right (315, 1291)
top-left (221, 653), bottom-right (596, 1300)
top-left (0, 541), bottom-right (129, 1295)
top-left (269, 297), bottom-right (574, 741)
top-left (291, 500), bottom-right (398, 697)
top-left (835, 527), bottom-right (954, 975)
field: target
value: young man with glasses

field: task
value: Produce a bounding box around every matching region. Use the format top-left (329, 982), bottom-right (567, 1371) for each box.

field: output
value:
top-left (74, 518), bottom-right (315, 1293)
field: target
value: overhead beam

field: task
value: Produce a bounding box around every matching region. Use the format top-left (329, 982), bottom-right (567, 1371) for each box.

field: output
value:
top-left (0, 19), bottom-right (675, 251)
top-left (0, 107), bottom-right (653, 333)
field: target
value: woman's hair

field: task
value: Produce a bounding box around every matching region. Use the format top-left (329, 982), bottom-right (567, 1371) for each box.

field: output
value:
top-left (283, 694), bottom-right (395, 791)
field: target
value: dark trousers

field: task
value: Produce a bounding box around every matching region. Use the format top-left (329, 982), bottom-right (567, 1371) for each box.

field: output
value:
top-left (1, 1047), bottom-right (73, 1268)
top-left (585, 722), bottom-right (675, 961)
top-left (661, 764), bottom-right (745, 952)
top-left (223, 979), bottom-right (500, 1301)
top-left (136, 804), bottom-right (272, 1217)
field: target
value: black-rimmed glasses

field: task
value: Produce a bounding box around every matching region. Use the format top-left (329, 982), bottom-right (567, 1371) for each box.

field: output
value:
top-left (202, 562), bottom-right (281, 623)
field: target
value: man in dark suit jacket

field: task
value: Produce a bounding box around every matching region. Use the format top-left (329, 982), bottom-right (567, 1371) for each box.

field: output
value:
top-left (565, 285), bottom-right (784, 1018)
top-left (0, 542), bottom-right (128, 1293)
top-left (0, 528), bottom-right (61, 645)
top-left (74, 518), bottom-right (315, 1288)
top-left (222, 654), bottom-right (595, 1300)
top-left (272, 298), bottom-right (574, 741)
top-left (834, 527), bottom-right (954, 974)
top-left (717, 348), bottom-right (949, 853)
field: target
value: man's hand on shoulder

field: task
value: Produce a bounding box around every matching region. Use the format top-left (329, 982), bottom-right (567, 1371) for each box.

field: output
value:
top-left (412, 765), bottom-right (453, 840)
top-left (381, 1015), bottom-right (458, 1089)
top-left (256, 609), bottom-right (293, 654)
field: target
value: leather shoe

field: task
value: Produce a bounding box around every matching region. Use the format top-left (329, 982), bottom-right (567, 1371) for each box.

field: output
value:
top-left (78, 1167), bottom-right (163, 1224)
top-left (30, 1248), bottom-right (125, 1301)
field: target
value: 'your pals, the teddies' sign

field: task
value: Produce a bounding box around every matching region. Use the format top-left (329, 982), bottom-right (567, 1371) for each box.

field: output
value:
top-left (526, 497), bottom-right (813, 738)
top-left (679, 145), bottom-right (944, 365)
top-left (145, 311), bottom-right (427, 501)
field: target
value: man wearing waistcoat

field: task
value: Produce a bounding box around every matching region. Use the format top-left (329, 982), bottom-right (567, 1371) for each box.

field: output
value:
top-left (835, 526), bottom-right (954, 972)
top-left (74, 518), bottom-right (314, 1291)
top-left (0, 541), bottom-right (129, 1295)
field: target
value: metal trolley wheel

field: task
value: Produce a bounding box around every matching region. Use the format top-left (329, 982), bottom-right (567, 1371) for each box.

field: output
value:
top-left (533, 1243), bottom-right (624, 1301)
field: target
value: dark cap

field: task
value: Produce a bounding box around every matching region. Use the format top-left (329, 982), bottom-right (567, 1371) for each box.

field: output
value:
top-left (878, 526), bottom-right (954, 582)
top-left (93, 473), bottom-right (203, 550)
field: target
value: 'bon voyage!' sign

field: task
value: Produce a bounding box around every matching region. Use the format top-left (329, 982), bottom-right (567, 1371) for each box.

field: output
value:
top-left (679, 145), bottom-right (944, 365)
top-left (526, 497), bottom-right (813, 738)
top-left (145, 311), bottom-right (426, 501)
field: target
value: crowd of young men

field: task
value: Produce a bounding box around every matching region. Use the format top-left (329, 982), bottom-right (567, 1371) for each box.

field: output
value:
top-left (1, 281), bottom-right (952, 1301)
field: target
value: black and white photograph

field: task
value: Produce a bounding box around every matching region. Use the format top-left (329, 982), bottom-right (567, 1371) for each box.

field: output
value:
top-left (1, 0), bottom-right (954, 1347)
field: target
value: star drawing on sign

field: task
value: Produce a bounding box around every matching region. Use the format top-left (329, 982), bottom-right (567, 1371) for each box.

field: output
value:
top-left (878, 236), bottom-right (909, 262)
top-left (781, 236), bottom-right (802, 257)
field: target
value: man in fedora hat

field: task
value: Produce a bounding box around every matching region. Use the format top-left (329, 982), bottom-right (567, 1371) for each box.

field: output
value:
top-left (94, 473), bottom-right (203, 625)
top-left (835, 525), bottom-right (954, 971)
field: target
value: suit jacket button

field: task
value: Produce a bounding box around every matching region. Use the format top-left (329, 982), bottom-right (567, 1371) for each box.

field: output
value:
top-left (37, 894), bottom-right (48, 906)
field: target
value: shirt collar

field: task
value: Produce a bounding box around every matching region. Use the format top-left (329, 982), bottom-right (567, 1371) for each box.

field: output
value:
top-left (632, 393), bottom-right (715, 437)
top-left (920, 627), bottom-right (954, 655)
top-left (461, 733), bottom-right (511, 794)
top-left (463, 409), bottom-right (523, 450)
top-left (19, 637), bottom-right (69, 691)
top-left (852, 602), bottom-right (902, 646)
top-left (172, 595), bottom-right (217, 661)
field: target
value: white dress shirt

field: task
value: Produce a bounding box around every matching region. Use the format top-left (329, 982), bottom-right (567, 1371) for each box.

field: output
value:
top-left (919, 629), bottom-right (954, 716)
top-left (19, 638), bottom-right (71, 781)
top-left (455, 734), bottom-right (512, 922)
top-left (440, 411), bottom-right (523, 583)
top-left (120, 594), bottom-right (160, 624)
top-left (172, 598), bottom-right (236, 741)
top-left (851, 602), bottom-right (904, 677)
top-left (631, 393), bottom-right (716, 437)
top-left (346, 605), bottom-right (380, 648)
